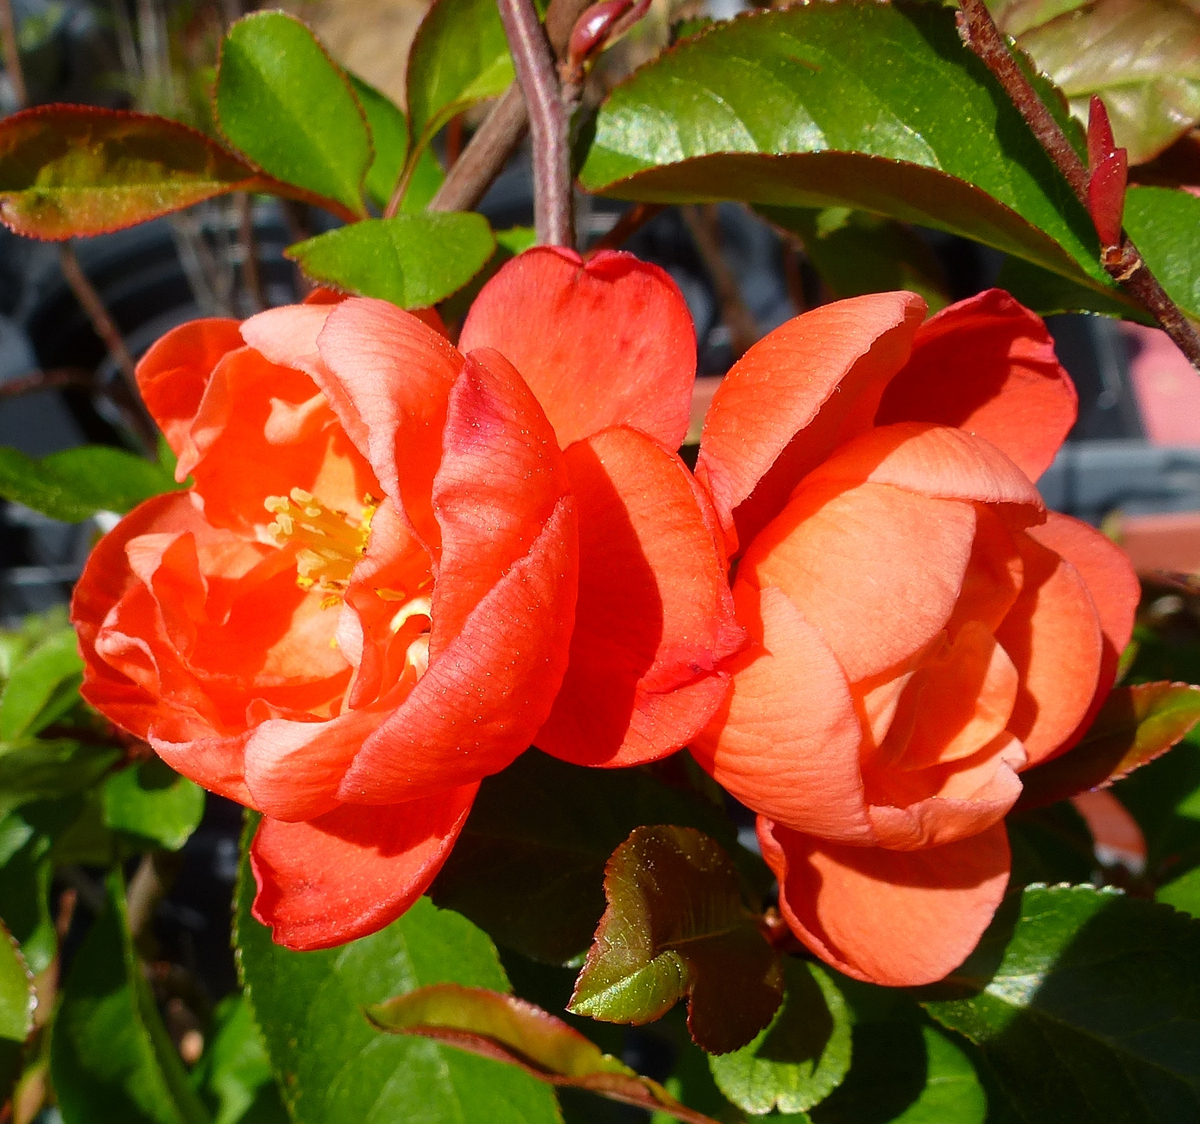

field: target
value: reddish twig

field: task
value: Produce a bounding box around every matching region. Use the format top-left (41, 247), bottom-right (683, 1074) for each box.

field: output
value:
top-left (0, 0), bottom-right (26, 109)
top-left (0, 367), bottom-right (96, 399)
top-left (497, 0), bottom-right (574, 246)
top-left (682, 204), bottom-right (759, 359)
top-left (956, 0), bottom-right (1200, 372)
top-left (236, 192), bottom-right (265, 312)
top-left (583, 201), bottom-right (664, 257)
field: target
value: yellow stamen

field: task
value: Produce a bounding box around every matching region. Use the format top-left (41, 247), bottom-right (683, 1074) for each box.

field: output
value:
top-left (264, 489), bottom-right (377, 601)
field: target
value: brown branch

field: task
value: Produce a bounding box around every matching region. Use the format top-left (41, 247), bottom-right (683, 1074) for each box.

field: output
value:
top-left (0, 0), bottom-right (26, 109)
top-left (429, 84), bottom-right (529, 213)
top-left (497, 0), bottom-right (574, 246)
top-left (956, 0), bottom-right (1200, 372)
top-left (0, 367), bottom-right (95, 399)
top-left (682, 204), bottom-right (759, 359)
top-left (237, 192), bottom-right (266, 312)
top-left (583, 201), bottom-right (665, 257)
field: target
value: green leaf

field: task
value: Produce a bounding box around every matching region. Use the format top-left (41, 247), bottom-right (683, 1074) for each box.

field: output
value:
top-left (431, 750), bottom-right (768, 965)
top-left (0, 740), bottom-right (122, 821)
top-left (759, 206), bottom-right (950, 311)
top-left (995, 253), bottom-right (1151, 320)
top-left (709, 959), bottom-right (851, 1115)
top-left (1003, 0), bottom-right (1200, 164)
top-left (1018, 682), bottom-right (1200, 809)
top-left (922, 884), bottom-right (1200, 1122)
top-left (0, 813), bottom-right (55, 975)
top-left (234, 822), bottom-right (562, 1124)
top-left (368, 983), bottom-right (719, 1123)
top-left (190, 995), bottom-right (287, 1124)
top-left (286, 212), bottom-right (495, 308)
top-left (216, 12), bottom-right (371, 219)
top-left (0, 626), bottom-right (81, 741)
top-left (102, 759), bottom-right (205, 852)
top-left (1158, 863), bottom-right (1200, 919)
top-left (0, 106), bottom-right (262, 240)
top-left (51, 869), bottom-right (212, 1124)
top-left (405, 0), bottom-right (515, 165)
top-left (580, 4), bottom-right (1114, 297)
top-left (1124, 185), bottom-right (1200, 319)
top-left (0, 444), bottom-right (181, 523)
top-left (0, 920), bottom-right (33, 1105)
top-left (568, 826), bottom-right (783, 1056)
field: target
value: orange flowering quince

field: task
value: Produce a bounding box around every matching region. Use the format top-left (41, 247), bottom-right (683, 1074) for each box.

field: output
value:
top-left (71, 247), bottom-right (742, 950)
top-left (690, 290), bottom-right (1139, 988)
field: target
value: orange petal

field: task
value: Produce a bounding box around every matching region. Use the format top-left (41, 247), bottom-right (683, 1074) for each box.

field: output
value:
top-left (760, 818), bottom-right (1011, 987)
top-left (802, 422), bottom-right (1043, 511)
top-left (535, 426), bottom-right (744, 767)
top-left (249, 786), bottom-right (477, 950)
top-left (690, 583), bottom-right (872, 842)
top-left (743, 481), bottom-right (976, 682)
top-left (1071, 789), bottom-right (1147, 873)
top-left (458, 247), bottom-right (696, 449)
top-left (695, 292), bottom-right (925, 554)
top-left (136, 318), bottom-right (244, 461)
top-left (947, 504), bottom-right (1025, 637)
top-left (876, 289), bottom-right (1077, 481)
top-left (996, 532), bottom-right (1103, 766)
top-left (316, 297), bottom-right (466, 551)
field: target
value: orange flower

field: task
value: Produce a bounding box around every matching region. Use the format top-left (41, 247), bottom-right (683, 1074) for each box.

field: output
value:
top-left (72, 248), bottom-right (740, 949)
top-left (690, 290), bottom-right (1139, 987)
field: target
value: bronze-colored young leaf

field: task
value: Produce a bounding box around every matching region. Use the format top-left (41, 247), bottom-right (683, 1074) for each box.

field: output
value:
top-left (0, 106), bottom-right (263, 240)
top-left (1018, 682), bottom-right (1200, 810)
top-left (568, 826), bottom-right (783, 1056)
top-left (368, 983), bottom-right (722, 1124)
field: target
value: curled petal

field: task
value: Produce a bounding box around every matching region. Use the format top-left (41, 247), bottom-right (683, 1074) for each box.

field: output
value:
top-left (691, 584), bottom-right (872, 842)
top-left (536, 426), bottom-right (744, 767)
top-left (249, 786), bottom-right (477, 950)
top-left (459, 247), bottom-right (696, 449)
top-left (696, 292), bottom-right (925, 554)
top-left (760, 818), bottom-right (1011, 987)
top-left (876, 289), bottom-right (1077, 481)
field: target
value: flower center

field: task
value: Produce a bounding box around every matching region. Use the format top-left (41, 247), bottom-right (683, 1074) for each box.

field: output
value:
top-left (264, 488), bottom-right (376, 604)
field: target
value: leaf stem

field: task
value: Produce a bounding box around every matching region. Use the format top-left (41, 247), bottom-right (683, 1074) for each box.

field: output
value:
top-left (0, 0), bottom-right (26, 109)
top-left (496, 0), bottom-right (574, 246)
top-left (956, 0), bottom-right (1200, 372)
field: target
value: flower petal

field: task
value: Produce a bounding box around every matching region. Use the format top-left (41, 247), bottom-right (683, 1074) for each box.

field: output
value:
top-left (136, 318), bottom-right (244, 462)
top-left (249, 786), bottom-right (477, 950)
top-left (743, 481), bottom-right (976, 683)
top-left (458, 247), bottom-right (696, 449)
top-left (690, 583), bottom-right (872, 842)
top-left (695, 292), bottom-right (925, 553)
top-left (760, 817), bottom-right (1011, 987)
top-left (876, 289), bottom-right (1077, 481)
top-left (535, 426), bottom-right (744, 767)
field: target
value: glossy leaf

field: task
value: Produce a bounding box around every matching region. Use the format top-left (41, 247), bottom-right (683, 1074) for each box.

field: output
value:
top-left (1018, 682), bottom-right (1200, 809)
top-left (431, 751), bottom-right (767, 965)
top-left (996, 254), bottom-right (1150, 320)
top-left (234, 822), bottom-right (561, 1124)
top-left (0, 106), bottom-right (262, 240)
top-left (1004, 0), bottom-right (1200, 164)
top-left (51, 869), bottom-right (211, 1124)
top-left (189, 995), bottom-right (287, 1124)
top-left (102, 759), bottom-right (205, 852)
top-left (406, 0), bottom-right (515, 164)
top-left (0, 921), bottom-right (33, 1106)
top-left (1123, 185), bottom-right (1200, 318)
top-left (922, 884), bottom-right (1200, 1122)
top-left (0, 626), bottom-right (81, 741)
top-left (709, 959), bottom-right (850, 1115)
top-left (1158, 864), bottom-right (1200, 919)
top-left (568, 826), bottom-right (783, 1055)
top-left (0, 444), bottom-right (181, 524)
top-left (369, 983), bottom-right (722, 1124)
top-left (216, 12), bottom-right (370, 219)
top-left (285, 212), bottom-right (495, 308)
top-left (0, 740), bottom-right (122, 821)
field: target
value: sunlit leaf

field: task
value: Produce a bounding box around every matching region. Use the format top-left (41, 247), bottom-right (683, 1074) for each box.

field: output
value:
top-left (569, 826), bottom-right (782, 1055)
top-left (0, 626), bottom-right (81, 741)
top-left (189, 995), bottom-right (287, 1124)
top-left (0, 921), bottom-right (33, 1105)
top-left (102, 759), bottom-right (205, 852)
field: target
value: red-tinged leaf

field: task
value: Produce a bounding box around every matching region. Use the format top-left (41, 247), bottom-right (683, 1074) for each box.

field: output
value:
top-left (568, 826), bottom-right (783, 1055)
top-left (1089, 150), bottom-right (1129, 246)
top-left (0, 105), bottom-right (359, 240)
top-left (367, 983), bottom-right (722, 1124)
top-left (1018, 682), bottom-right (1200, 810)
top-left (1088, 94), bottom-right (1118, 169)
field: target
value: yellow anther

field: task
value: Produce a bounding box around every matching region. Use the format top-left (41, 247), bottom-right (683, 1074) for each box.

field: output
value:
top-left (263, 491), bottom-right (378, 602)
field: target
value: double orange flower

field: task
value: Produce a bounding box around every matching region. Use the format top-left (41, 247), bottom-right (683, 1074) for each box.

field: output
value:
top-left (72, 249), bottom-right (1136, 986)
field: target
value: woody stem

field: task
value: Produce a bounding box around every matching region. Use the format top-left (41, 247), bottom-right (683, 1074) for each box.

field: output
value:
top-left (956, 0), bottom-right (1200, 373)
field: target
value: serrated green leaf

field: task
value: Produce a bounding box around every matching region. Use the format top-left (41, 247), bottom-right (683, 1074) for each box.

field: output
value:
top-left (0, 444), bottom-right (181, 523)
top-left (286, 212), bottom-right (495, 308)
top-left (102, 759), bottom-right (205, 852)
top-left (0, 627), bottom-right (81, 741)
top-left (190, 995), bottom-right (286, 1124)
top-left (569, 826), bottom-right (782, 1056)
top-left (0, 921), bottom-right (33, 1107)
top-left (431, 751), bottom-right (768, 966)
top-left (405, 0), bottom-right (515, 166)
top-left (580, 4), bottom-right (1126, 302)
top-left (216, 12), bottom-right (370, 218)
top-left (0, 106), bottom-right (262, 239)
top-left (52, 869), bottom-right (212, 1124)
top-left (234, 820), bottom-right (562, 1124)
top-left (921, 884), bottom-right (1200, 1122)
top-left (710, 959), bottom-right (851, 1115)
